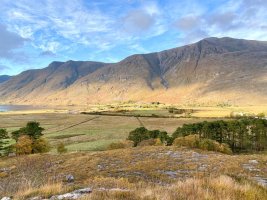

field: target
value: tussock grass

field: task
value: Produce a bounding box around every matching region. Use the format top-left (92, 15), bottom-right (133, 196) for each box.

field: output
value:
top-left (79, 175), bottom-right (267, 200)
top-left (14, 182), bottom-right (71, 200)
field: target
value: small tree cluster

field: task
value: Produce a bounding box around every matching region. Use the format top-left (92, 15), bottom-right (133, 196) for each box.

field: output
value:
top-left (11, 121), bottom-right (50, 155)
top-left (172, 118), bottom-right (267, 153)
top-left (128, 127), bottom-right (173, 147)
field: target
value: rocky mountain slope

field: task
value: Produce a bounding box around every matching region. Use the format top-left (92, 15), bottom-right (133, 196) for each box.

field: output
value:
top-left (0, 75), bottom-right (11, 84)
top-left (0, 37), bottom-right (267, 105)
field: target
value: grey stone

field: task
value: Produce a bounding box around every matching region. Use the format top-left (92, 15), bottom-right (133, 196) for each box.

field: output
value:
top-left (249, 160), bottom-right (258, 164)
top-left (66, 174), bottom-right (74, 183)
top-left (73, 188), bottom-right (92, 194)
top-left (1, 197), bottom-right (11, 200)
top-left (253, 176), bottom-right (267, 187)
top-left (49, 187), bottom-right (92, 199)
top-left (30, 197), bottom-right (42, 200)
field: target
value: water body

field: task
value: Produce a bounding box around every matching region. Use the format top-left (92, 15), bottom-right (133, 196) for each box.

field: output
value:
top-left (0, 105), bottom-right (41, 112)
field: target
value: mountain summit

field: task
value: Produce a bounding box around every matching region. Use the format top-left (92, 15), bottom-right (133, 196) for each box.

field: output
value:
top-left (0, 37), bottom-right (267, 105)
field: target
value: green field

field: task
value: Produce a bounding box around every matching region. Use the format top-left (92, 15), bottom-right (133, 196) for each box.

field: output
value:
top-left (0, 113), bottom-right (219, 151)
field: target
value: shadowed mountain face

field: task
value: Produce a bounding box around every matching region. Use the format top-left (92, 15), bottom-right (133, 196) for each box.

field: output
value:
top-left (0, 37), bottom-right (267, 105)
top-left (0, 75), bottom-right (11, 84)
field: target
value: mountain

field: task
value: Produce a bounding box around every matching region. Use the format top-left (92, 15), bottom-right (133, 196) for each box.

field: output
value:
top-left (0, 75), bottom-right (11, 84)
top-left (0, 37), bottom-right (267, 106)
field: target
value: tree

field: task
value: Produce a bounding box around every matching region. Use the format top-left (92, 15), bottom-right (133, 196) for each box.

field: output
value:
top-left (12, 121), bottom-right (44, 141)
top-left (24, 121), bottom-right (44, 140)
top-left (0, 129), bottom-right (9, 156)
top-left (128, 127), bottom-right (150, 146)
top-left (172, 118), bottom-right (267, 153)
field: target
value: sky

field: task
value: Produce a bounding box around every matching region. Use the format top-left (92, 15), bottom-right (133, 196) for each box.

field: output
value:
top-left (0, 0), bottom-right (267, 75)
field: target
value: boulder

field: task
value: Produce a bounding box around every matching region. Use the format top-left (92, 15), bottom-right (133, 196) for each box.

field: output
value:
top-left (65, 174), bottom-right (74, 183)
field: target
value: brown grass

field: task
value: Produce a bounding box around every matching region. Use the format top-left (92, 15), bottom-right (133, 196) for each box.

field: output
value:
top-left (1, 147), bottom-right (267, 198)
top-left (14, 182), bottom-right (71, 200)
top-left (78, 175), bottom-right (267, 200)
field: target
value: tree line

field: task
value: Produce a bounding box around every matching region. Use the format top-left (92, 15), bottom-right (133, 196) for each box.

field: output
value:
top-left (128, 118), bottom-right (267, 153)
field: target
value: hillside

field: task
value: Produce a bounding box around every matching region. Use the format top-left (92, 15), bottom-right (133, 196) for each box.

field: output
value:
top-left (0, 37), bottom-right (267, 106)
top-left (1, 147), bottom-right (267, 199)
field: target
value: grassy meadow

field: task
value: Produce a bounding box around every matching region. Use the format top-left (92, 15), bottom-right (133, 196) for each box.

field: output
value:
top-left (0, 104), bottom-right (266, 152)
top-left (0, 112), bottom-right (219, 152)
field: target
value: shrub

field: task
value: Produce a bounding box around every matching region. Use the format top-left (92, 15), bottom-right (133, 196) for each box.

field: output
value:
top-left (173, 135), bottom-right (232, 154)
top-left (257, 113), bottom-right (265, 118)
top-left (173, 135), bottom-right (199, 148)
top-left (14, 135), bottom-right (33, 155)
top-left (108, 142), bottom-right (126, 150)
top-left (107, 140), bottom-right (133, 150)
top-left (32, 138), bottom-right (50, 153)
top-left (57, 142), bottom-right (67, 154)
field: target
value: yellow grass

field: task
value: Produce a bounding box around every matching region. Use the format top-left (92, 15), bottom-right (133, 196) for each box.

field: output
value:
top-left (79, 175), bottom-right (267, 200)
top-left (14, 182), bottom-right (71, 200)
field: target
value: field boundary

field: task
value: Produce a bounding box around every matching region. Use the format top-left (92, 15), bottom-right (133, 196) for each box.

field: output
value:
top-left (47, 116), bottom-right (100, 133)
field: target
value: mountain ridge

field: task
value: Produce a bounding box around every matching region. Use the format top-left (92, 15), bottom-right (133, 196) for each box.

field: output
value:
top-left (0, 75), bottom-right (11, 84)
top-left (1, 37), bottom-right (267, 106)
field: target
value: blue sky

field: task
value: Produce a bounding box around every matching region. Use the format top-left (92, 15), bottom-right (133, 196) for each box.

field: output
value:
top-left (0, 0), bottom-right (267, 75)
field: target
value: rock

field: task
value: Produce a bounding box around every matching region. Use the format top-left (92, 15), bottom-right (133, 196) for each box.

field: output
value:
top-left (253, 176), bottom-right (267, 187)
top-left (1, 197), bottom-right (11, 200)
top-left (30, 197), bottom-right (42, 200)
top-left (8, 152), bottom-right (16, 157)
top-left (66, 174), bottom-right (74, 183)
top-left (73, 188), bottom-right (92, 194)
top-left (249, 160), bottom-right (258, 164)
top-left (50, 187), bottom-right (92, 199)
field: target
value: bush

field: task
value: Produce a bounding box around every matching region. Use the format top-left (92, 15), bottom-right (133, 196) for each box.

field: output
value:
top-left (32, 138), bottom-right (50, 153)
top-left (14, 135), bottom-right (33, 155)
top-left (57, 142), bottom-right (67, 154)
top-left (173, 135), bottom-right (232, 154)
top-left (173, 135), bottom-right (199, 148)
top-left (257, 113), bottom-right (265, 118)
top-left (107, 140), bottom-right (133, 150)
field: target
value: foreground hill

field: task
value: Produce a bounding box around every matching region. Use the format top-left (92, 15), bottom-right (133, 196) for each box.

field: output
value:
top-left (1, 147), bottom-right (267, 199)
top-left (0, 37), bottom-right (267, 106)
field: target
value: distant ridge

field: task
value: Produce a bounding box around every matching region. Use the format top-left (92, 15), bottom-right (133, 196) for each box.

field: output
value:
top-left (0, 37), bottom-right (267, 106)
